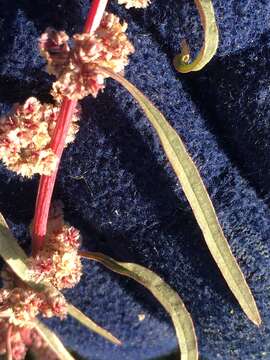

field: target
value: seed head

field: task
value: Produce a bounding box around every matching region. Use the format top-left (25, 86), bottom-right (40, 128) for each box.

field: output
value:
top-left (39, 12), bottom-right (134, 101)
top-left (39, 288), bottom-right (67, 320)
top-left (29, 202), bottom-right (82, 290)
top-left (0, 288), bottom-right (41, 327)
top-left (0, 97), bottom-right (80, 177)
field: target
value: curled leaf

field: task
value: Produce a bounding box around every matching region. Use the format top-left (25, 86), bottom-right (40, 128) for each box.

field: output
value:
top-left (173, 0), bottom-right (219, 73)
top-left (67, 304), bottom-right (122, 346)
top-left (80, 251), bottom-right (198, 360)
top-left (34, 320), bottom-right (75, 360)
top-left (98, 68), bottom-right (261, 326)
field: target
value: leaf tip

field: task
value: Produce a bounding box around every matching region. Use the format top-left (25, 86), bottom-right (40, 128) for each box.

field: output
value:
top-left (244, 299), bottom-right (262, 327)
top-left (113, 337), bottom-right (122, 346)
top-left (246, 292), bottom-right (262, 327)
top-left (105, 329), bottom-right (122, 346)
top-left (251, 311), bottom-right (262, 327)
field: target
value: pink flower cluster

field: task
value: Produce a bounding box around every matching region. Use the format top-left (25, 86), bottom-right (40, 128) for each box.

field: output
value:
top-left (0, 97), bottom-right (80, 177)
top-left (0, 202), bottom-right (82, 329)
top-left (39, 28), bottom-right (70, 77)
top-left (29, 201), bottom-right (82, 290)
top-left (118, 0), bottom-right (151, 8)
top-left (40, 12), bottom-right (135, 100)
top-left (0, 287), bottom-right (67, 328)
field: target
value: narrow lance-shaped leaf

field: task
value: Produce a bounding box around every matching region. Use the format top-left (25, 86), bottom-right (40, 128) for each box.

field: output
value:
top-left (100, 68), bottom-right (261, 326)
top-left (173, 0), bottom-right (219, 73)
top-left (67, 304), bottom-right (122, 346)
top-left (34, 320), bottom-right (75, 360)
top-left (0, 213), bottom-right (38, 285)
top-left (0, 212), bottom-right (121, 345)
top-left (80, 251), bottom-right (198, 360)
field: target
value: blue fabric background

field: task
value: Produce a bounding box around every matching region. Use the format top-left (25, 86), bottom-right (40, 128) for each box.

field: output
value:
top-left (0, 0), bottom-right (270, 359)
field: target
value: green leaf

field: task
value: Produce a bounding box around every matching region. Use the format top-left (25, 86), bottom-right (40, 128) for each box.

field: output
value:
top-left (99, 68), bottom-right (261, 326)
top-left (80, 251), bottom-right (198, 360)
top-left (173, 0), bottom-right (219, 73)
top-left (0, 213), bottom-right (39, 286)
top-left (0, 213), bottom-right (57, 294)
top-left (34, 320), bottom-right (75, 360)
top-left (67, 304), bottom-right (121, 346)
top-left (0, 212), bottom-right (121, 345)
top-left (0, 212), bottom-right (28, 263)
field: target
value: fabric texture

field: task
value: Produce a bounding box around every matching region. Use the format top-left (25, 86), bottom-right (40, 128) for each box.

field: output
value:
top-left (0, 0), bottom-right (270, 359)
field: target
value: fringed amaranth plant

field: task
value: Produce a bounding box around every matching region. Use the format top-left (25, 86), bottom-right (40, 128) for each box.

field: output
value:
top-left (0, 0), bottom-right (261, 359)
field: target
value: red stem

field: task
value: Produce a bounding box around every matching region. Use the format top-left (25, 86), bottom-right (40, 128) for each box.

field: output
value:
top-left (32, 0), bottom-right (109, 255)
top-left (6, 325), bottom-right (13, 360)
top-left (84, 0), bottom-right (108, 33)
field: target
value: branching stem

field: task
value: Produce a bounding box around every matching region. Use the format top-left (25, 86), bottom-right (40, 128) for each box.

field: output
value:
top-left (32, 0), bottom-right (109, 255)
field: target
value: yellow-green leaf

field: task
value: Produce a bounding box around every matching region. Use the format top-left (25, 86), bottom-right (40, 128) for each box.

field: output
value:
top-left (67, 304), bottom-right (121, 346)
top-left (0, 213), bottom-right (58, 294)
top-left (173, 0), bottom-right (219, 73)
top-left (80, 251), bottom-right (198, 360)
top-left (34, 320), bottom-right (75, 360)
top-left (99, 68), bottom-right (261, 326)
top-left (0, 213), bottom-right (38, 285)
top-left (0, 212), bottom-right (121, 344)
top-left (0, 212), bottom-right (28, 262)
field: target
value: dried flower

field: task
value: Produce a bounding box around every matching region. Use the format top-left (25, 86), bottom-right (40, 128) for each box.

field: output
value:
top-left (118, 0), bottom-right (151, 9)
top-left (40, 12), bottom-right (134, 100)
top-left (0, 97), bottom-right (80, 177)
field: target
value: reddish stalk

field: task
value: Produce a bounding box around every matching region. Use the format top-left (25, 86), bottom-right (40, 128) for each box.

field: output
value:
top-left (6, 325), bottom-right (13, 360)
top-left (32, 0), bottom-right (109, 255)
